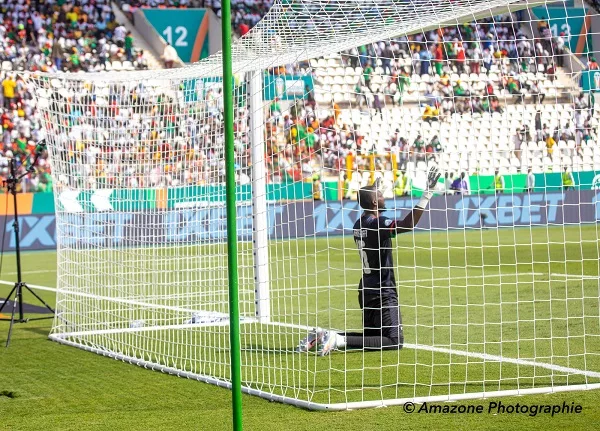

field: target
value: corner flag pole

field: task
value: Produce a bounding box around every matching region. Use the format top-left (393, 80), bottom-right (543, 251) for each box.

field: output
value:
top-left (221, 1), bottom-right (243, 429)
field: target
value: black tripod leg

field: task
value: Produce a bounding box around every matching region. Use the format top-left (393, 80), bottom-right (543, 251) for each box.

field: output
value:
top-left (0, 283), bottom-right (19, 314)
top-left (5, 285), bottom-right (19, 347)
top-left (23, 285), bottom-right (55, 314)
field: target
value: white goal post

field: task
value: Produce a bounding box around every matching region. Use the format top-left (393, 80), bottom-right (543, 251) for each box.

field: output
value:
top-left (28, 0), bottom-right (600, 410)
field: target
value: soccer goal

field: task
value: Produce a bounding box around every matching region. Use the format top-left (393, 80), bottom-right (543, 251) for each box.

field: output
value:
top-left (30, 0), bottom-right (600, 410)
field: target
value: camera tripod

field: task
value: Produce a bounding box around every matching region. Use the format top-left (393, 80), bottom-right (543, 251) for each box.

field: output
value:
top-left (0, 141), bottom-right (55, 347)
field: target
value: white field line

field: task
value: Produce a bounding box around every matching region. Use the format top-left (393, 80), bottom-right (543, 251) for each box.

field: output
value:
top-left (0, 280), bottom-right (206, 314)
top-left (8, 271), bottom-right (594, 283)
top-left (405, 343), bottom-right (600, 379)
top-left (0, 280), bottom-right (57, 293)
top-left (7, 279), bottom-right (596, 381)
top-left (0, 269), bottom-right (57, 276)
top-left (0, 271), bottom-right (547, 301)
top-left (52, 321), bottom-right (600, 380)
top-left (396, 271), bottom-right (545, 284)
top-left (0, 271), bottom-right (553, 302)
top-left (46, 335), bottom-right (600, 411)
top-left (551, 273), bottom-right (600, 280)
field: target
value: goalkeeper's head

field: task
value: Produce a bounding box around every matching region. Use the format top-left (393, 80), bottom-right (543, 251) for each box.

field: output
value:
top-left (358, 178), bottom-right (386, 212)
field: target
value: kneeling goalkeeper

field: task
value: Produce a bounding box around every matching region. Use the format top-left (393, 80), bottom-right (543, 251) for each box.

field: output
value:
top-left (297, 167), bottom-right (440, 356)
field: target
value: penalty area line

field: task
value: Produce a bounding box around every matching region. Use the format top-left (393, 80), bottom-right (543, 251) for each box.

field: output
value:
top-left (406, 343), bottom-right (600, 379)
top-left (398, 271), bottom-right (545, 284)
top-left (0, 269), bottom-right (57, 276)
top-left (550, 273), bottom-right (600, 280)
top-left (0, 279), bottom-right (57, 293)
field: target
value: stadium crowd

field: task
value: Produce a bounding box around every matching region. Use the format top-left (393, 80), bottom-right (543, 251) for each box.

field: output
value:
top-left (343, 15), bottom-right (566, 117)
top-left (0, 0), bottom-right (152, 192)
top-left (0, 1), bottom-right (590, 193)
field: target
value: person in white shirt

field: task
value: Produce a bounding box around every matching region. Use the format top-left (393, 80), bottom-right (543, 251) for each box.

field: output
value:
top-left (530, 81), bottom-right (544, 104)
top-left (163, 43), bottom-right (178, 68)
top-left (444, 172), bottom-right (453, 194)
top-left (113, 24), bottom-right (127, 46)
top-left (526, 167), bottom-right (535, 193)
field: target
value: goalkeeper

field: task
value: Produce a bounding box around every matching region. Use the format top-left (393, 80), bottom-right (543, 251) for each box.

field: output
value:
top-left (297, 167), bottom-right (440, 356)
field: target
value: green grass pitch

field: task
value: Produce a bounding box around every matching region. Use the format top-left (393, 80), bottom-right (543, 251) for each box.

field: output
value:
top-left (1, 225), bottom-right (600, 430)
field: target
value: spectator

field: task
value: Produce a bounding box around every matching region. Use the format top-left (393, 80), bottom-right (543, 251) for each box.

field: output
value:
top-left (489, 96), bottom-right (503, 114)
top-left (51, 41), bottom-right (65, 72)
top-left (546, 131), bottom-right (556, 160)
top-left (546, 63), bottom-right (556, 81)
top-left (355, 83), bottom-right (366, 107)
top-left (419, 47), bottom-right (432, 76)
top-left (397, 70), bottom-right (411, 103)
top-left (443, 172), bottom-right (453, 194)
top-left (455, 42), bottom-right (466, 74)
top-left (114, 24), bottom-right (128, 47)
top-left (239, 22), bottom-right (250, 36)
top-left (342, 174), bottom-right (352, 199)
top-left (513, 128), bottom-right (524, 161)
top-left (2, 75), bottom-right (17, 109)
top-left (412, 49), bottom-right (421, 75)
top-left (472, 97), bottom-right (484, 114)
top-left (372, 92), bottom-right (383, 117)
top-left (574, 93), bottom-right (588, 112)
top-left (135, 50), bottom-right (149, 70)
top-left (422, 104), bottom-right (439, 123)
top-left (507, 76), bottom-right (523, 104)
top-left (434, 43), bottom-right (444, 76)
top-left (482, 96), bottom-right (491, 113)
top-left (555, 33), bottom-right (566, 67)
top-left (530, 81), bottom-right (544, 104)
top-left (538, 16), bottom-right (549, 34)
top-left (430, 135), bottom-right (442, 153)
top-left (412, 134), bottom-right (425, 161)
top-left (363, 62), bottom-right (374, 90)
top-left (451, 172), bottom-right (469, 195)
top-left (393, 170), bottom-right (408, 197)
top-left (535, 111), bottom-right (543, 140)
top-left (468, 42), bottom-right (481, 75)
top-left (163, 43), bottom-right (178, 68)
top-left (494, 169), bottom-right (505, 194)
top-left (482, 49), bottom-right (493, 72)
top-left (527, 167), bottom-right (535, 192)
top-left (125, 32), bottom-right (134, 62)
top-left (562, 167), bottom-right (575, 191)
top-left (453, 80), bottom-right (467, 98)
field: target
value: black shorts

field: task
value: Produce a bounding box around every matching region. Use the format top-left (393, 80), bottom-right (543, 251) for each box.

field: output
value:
top-left (358, 289), bottom-right (403, 346)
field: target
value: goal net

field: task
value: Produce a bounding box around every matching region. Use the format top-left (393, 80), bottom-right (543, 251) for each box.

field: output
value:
top-left (29, 0), bottom-right (600, 410)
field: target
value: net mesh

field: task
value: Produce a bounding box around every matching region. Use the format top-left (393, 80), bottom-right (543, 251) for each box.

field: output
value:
top-left (27, 0), bottom-right (600, 409)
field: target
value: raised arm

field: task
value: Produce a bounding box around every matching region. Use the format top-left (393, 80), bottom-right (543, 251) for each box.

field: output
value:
top-left (395, 167), bottom-right (440, 235)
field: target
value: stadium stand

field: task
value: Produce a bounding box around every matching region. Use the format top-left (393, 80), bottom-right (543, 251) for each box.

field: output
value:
top-left (1, 2), bottom-right (596, 195)
top-left (282, 16), bottom-right (594, 195)
top-left (0, 0), bottom-right (155, 191)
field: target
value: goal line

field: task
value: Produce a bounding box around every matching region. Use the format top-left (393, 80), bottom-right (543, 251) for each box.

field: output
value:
top-left (48, 332), bottom-right (600, 411)
top-left (8, 276), bottom-right (594, 381)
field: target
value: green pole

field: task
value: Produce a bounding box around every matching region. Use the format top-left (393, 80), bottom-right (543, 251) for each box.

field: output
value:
top-left (221, 1), bottom-right (243, 429)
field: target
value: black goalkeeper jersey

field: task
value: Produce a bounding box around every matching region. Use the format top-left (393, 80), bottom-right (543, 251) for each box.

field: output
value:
top-left (353, 214), bottom-right (397, 294)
